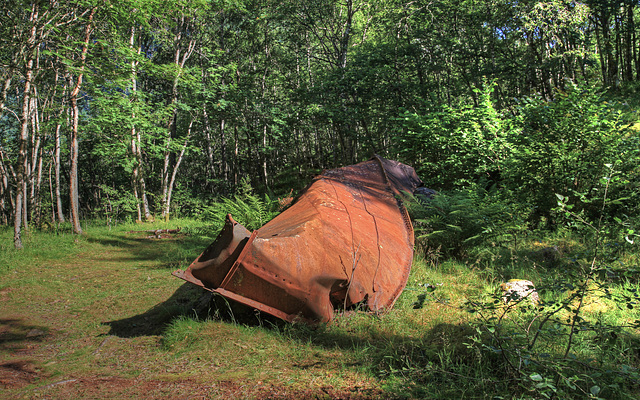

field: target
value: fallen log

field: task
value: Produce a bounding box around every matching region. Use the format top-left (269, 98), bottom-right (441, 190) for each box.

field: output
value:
top-left (127, 228), bottom-right (181, 238)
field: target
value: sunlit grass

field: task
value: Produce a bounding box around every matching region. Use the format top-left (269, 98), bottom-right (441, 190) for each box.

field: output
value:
top-left (1, 219), bottom-right (639, 398)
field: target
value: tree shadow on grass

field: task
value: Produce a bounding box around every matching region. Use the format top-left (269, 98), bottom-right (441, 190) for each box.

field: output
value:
top-left (0, 319), bottom-right (51, 351)
top-left (102, 282), bottom-right (510, 398)
top-left (103, 283), bottom-right (209, 337)
top-left (85, 232), bottom-right (211, 270)
top-left (104, 282), bottom-right (272, 338)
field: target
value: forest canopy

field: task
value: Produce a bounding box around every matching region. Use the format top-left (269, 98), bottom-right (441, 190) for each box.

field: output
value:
top-left (1, 0), bottom-right (640, 248)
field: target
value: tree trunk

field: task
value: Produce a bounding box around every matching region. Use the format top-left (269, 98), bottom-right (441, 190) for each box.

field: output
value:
top-left (68, 73), bottom-right (82, 234)
top-left (1, 159), bottom-right (9, 225)
top-left (220, 118), bottom-right (227, 181)
top-left (624, 4), bottom-right (633, 82)
top-left (338, 0), bottom-right (354, 164)
top-left (28, 95), bottom-right (43, 227)
top-left (594, 15), bottom-right (608, 85)
top-left (48, 156), bottom-right (55, 224)
top-left (15, 57), bottom-right (33, 249)
top-left (54, 122), bottom-right (64, 222)
top-left (163, 118), bottom-right (193, 218)
top-left (262, 124), bottom-right (268, 188)
top-left (201, 104), bottom-right (217, 180)
top-left (127, 26), bottom-right (151, 221)
top-left (234, 125), bottom-right (239, 187)
top-left (13, 1), bottom-right (40, 248)
top-left (67, 7), bottom-right (96, 235)
top-left (0, 72), bottom-right (12, 121)
top-left (161, 15), bottom-right (196, 219)
top-left (52, 69), bottom-right (66, 223)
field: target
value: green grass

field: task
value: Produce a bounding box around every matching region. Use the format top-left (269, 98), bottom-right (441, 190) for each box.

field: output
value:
top-left (0, 220), bottom-right (639, 399)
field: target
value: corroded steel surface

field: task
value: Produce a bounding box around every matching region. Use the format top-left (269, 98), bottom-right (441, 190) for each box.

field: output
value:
top-left (172, 155), bottom-right (422, 322)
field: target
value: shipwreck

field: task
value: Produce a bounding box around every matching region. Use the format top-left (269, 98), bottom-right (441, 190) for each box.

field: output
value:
top-left (172, 155), bottom-right (423, 322)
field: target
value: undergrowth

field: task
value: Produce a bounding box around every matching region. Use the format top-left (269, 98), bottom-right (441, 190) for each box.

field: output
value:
top-left (192, 177), bottom-right (280, 233)
top-left (402, 166), bottom-right (640, 399)
top-left (2, 172), bottom-right (640, 399)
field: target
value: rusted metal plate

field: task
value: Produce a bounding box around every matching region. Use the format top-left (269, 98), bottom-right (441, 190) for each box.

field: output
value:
top-left (172, 155), bottom-right (423, 322)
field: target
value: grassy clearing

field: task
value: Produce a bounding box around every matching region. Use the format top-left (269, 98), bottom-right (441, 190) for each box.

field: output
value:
top-left (1, 221), bottom-right (639, 399)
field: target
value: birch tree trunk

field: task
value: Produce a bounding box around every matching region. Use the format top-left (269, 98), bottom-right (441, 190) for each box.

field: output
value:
top-left (161, 14), bottom-right (196, 219)
top-left (54, 120), bottom-right (64, 222)
top-left (68, 69), bottom-right (82, 233)
top-left (129, 26), bottom-right (142, 222)
top-left (28, 94), bottom-right (43, 227)
top-left (15, 58), bottom-right (33, 249)
top-left (67, 7), bottom-right (96, 235)
top-left (0, 71), bottom-right (12, 120)
top-left (0, 158), bottom-right (9, 225)
top-left (130, 27), bottom-right (142, 222)
top-left (201, 104), bottom-right (217, 180)
top-left (50, 68), bottom-right (66, 223)
top-left (13, 3), bottom-right (40, 249)
top-left (163, 118), bottom-right (193, 218)
top-left (129, 26), bottom-right (151, 222)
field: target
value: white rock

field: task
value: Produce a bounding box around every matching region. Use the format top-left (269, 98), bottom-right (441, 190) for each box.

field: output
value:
top-left (501, 280), bottom-right (540, 304)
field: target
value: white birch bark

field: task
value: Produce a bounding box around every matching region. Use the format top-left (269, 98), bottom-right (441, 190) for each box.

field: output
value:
top-left (161, 14), bottom-right (196, 219)
top-left (67, 7), bottom-right (96, 235)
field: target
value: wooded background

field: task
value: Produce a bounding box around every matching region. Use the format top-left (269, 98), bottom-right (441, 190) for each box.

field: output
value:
top-left (2, 0), bottom-right (640, 248)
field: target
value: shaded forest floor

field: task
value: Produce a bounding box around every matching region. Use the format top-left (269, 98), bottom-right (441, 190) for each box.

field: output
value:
top-left (1, 221), bottom-right (639, 399)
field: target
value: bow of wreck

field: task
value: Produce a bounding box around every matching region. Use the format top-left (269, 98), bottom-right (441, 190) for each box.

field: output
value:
top-left (173, 156), bottom-right (423, 323)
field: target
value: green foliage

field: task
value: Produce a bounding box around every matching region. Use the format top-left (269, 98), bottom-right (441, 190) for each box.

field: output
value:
top-left (395, 83), bottom-right (510, 189)
top-left (408, 186), bottom-right (526, 258)
top-left (465, 279), bottom-right (640, 398)
top-left (462, 163), bottom-right (640, 399)
top-left (95, 184), bottom-right (138, 223)
top-left (200, 177), bottom-right (280, 231)
top-left (401, 82), bottom-right (640, 235)
top-left (506, 84), bottom-right (640, 227)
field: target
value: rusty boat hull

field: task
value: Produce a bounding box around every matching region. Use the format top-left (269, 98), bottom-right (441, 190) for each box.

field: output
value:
top-left (172, 156), bottom-right (422, 322)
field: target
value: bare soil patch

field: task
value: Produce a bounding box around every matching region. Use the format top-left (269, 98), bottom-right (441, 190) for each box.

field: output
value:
top-left (25, 375), bottom-right (383, 399)
top-left (0, 360), bottom-right (43, 389)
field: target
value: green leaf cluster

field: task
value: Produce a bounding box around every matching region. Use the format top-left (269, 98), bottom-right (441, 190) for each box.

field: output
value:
top-left (505, 84), bottom-right (639, 228)
top-left (199, 177), bottom-right (279, 231)
top-left (408, 185), bottom-right (525, 258)
top-left (395, 83), bottom-right (509, 190)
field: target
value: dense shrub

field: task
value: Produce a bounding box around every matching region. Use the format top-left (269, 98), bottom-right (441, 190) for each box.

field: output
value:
top-left (408, 185), bottom-right (526, 258)
top-left (505, 84), bottom-right (640, 228)
top-left (395, 83), bottom-right (510, 190)
top-left (399, 83), bottom-right (640, 231)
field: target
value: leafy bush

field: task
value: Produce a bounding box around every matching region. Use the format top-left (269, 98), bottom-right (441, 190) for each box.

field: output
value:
top-left (464, 164), bottom-right (640, 399)
top-left (397, 82), bottom-right (640, 232)
top-left (505, 83), bottom-right (640, 228)
top-left (395, 83), bottom-right (510, 190)
top-left (95, 184), bottom-right (138, 223)
top-left (200, 177), bottom-right (280, 231)
top-left (408, 186), bottom-right (526, 258)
